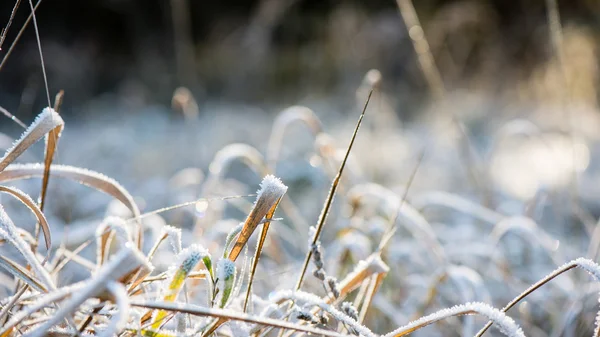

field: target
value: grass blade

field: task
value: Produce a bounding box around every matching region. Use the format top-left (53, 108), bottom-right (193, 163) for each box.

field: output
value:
top-left (295, 89), bottom-right (372, 291)
top-left (0, 108), bottom-right (63, 173)
top-left (132, 300), bottom-right (352, 337)
top-left (0, 163), bottom-right (143, 248)
top-left (0, 185), bottom-right (52, 263)
top-left (243, 176), bottom-right (288, 312)
top-left (0, 255), bottom-right (47, 293)
top-left (476, 258), bottom-right (600, 336)
top-left (228, 175), bottom-right (288, 262)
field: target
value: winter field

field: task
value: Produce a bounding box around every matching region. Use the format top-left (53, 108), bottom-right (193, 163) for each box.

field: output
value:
top-left (1, 1), bottom-right (600, 337)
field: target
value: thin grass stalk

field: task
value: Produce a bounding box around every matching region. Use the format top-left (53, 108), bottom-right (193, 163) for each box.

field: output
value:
top-left (476, 258), bottom-right (600, 336)
top-left (26, 0), bottom-right (50, 106)
top-left (357, 272), bottom-right (386, 323)
top-left (295, 89), bottom-right (372, 291)
top-left (132, 300), bottom-right (352, 337)
top-left (0, 0), bottom-right (41, 73)
top-left (0, 106), bottom-right (26, 128)
top-left (0, 0), bottom-right (22, 50)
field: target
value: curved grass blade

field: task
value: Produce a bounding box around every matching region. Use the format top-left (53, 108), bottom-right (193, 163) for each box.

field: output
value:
top-left (0, 163), bottom-right (143, 248)
top-left (384, 302), bottom-right (525, 337)
top-left (266, 106), bottom-right (322, 169)
top-left (0, 205), bottom-right (55, 291)
top-left (0, 185), bottom-right (52, 263)
top-left (475, 258), bottom-right (600, 337)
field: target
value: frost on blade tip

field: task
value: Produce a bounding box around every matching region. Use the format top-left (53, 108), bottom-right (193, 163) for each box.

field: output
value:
top-left (217, 258), bottom-right (236, 281)
top-left (164, 225), bottom-right (183, 253)
top-left (0, 108), bottom-right (63, 164)
top-left (255, 174), bottom-right (288, 204)
top-left (573, 258), bottom-right (600, 281)
top-left (384, 302), bottom-right (525, 337)
top-left (176, 244), bottom-right (209, 273)
top-left (217, 258), bottom-right (237, 307)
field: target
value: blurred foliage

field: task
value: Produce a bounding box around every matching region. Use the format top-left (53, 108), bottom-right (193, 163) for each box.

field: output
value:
top-left (0, 0), bottom-right (598, 115)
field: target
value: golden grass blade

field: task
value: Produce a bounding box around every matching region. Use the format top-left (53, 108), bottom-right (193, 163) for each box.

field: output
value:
top-left (131, 300), bottom-right (352, 337)
top-left (202, 177), bottom-right (288, 337)
top-left (0, 108), bottom-right (63, 173)
top-left (0, 255), bottom-right (47, 293)
top-left (295, 89), bottom-right (372, 291)
top-left (0, 163), bottom-right (143, 248)
top-left (243, 176), bottom-right (288, 312)
top-left (39, 94), bottom-right (64, 212)
top-left (228, 175), bottom-right (288, 262)
top-left (357, 272), bottom-right (386, 323)
top-left (327, 253), bottom-right (389, 305)
top-left (0, 185), bottom-right (51, 263)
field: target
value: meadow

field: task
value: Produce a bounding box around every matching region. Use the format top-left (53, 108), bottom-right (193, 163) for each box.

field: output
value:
top-left (1, 1), bottom-right (600, 336)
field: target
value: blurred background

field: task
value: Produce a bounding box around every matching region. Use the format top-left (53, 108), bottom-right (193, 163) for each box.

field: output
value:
top-left (2, 1), bottom-right (600, 335)
top-left (0, 0), bottom-right (597, 116)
